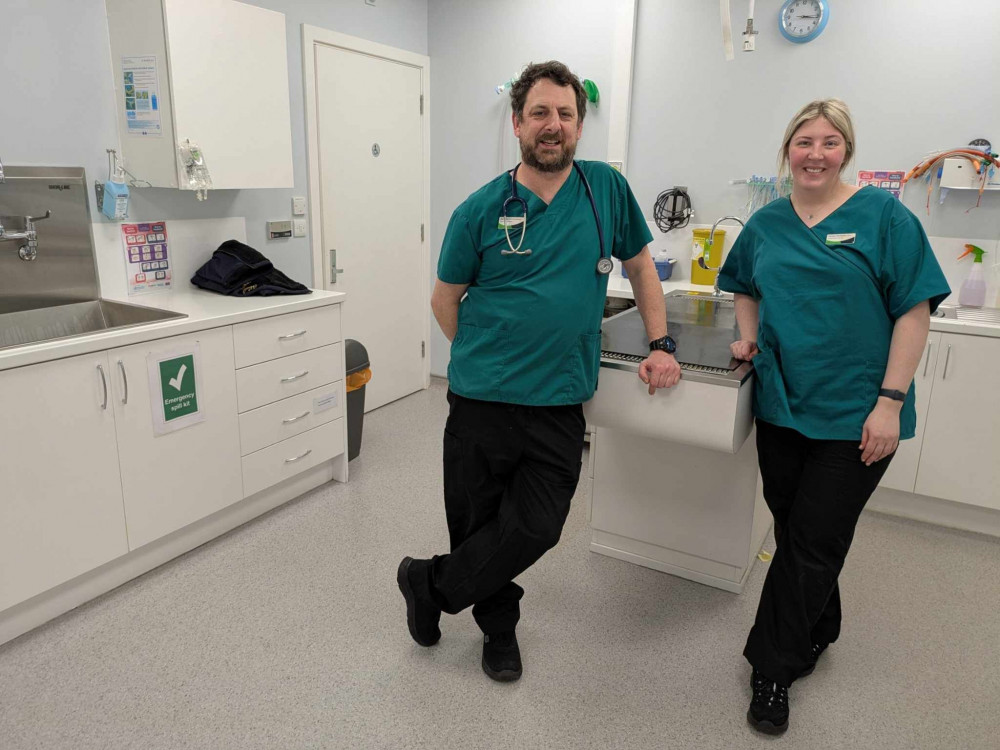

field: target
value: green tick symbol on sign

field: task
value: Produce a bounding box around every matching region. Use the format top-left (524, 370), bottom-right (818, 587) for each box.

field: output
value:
top-left (168, 363), bottom-right (187, 390)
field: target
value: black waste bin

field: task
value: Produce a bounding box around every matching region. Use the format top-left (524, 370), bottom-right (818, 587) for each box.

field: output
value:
top-left (344, 339), bottom-right (371, 461)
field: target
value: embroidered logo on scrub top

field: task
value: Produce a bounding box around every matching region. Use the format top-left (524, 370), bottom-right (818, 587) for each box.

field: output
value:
top-left (825, 233), bottom-right (856, 245)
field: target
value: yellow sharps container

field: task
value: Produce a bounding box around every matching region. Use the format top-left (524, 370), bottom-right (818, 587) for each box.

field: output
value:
top-left (691, 228), bottom-right (725, 286)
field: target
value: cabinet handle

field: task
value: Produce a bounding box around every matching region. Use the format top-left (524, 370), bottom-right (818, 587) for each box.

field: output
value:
top-left (280, 370), bottom-right (309, 383)
top-left (942, 344), bottom-right (952, 380)
top-left (278, 330), bottom-right (307, 341)
top-left (97, 364), bottom-right (108, 410)
top-left (922, 341), bottom-right (932, 377)
top-left (284, 449), bottom-right (313, 464)
top-left (118, 359), bottom-right (128, 404)
top-left (282, 410), bottom-right (311, 424)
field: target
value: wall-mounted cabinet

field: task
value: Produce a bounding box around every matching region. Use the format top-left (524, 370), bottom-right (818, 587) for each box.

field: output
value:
top-left (105, 0), bottom-right (294, 190)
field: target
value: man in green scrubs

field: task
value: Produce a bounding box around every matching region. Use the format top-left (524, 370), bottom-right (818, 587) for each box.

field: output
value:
top-left (397, 60), bottom-right (681, 682)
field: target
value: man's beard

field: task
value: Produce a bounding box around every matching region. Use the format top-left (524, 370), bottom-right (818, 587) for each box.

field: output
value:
top-left (519, 135), bottom-right (576, 173)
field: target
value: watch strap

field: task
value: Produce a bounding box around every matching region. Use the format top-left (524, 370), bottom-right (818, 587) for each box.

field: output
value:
top-left (878, 388), bottom-right (906, 402)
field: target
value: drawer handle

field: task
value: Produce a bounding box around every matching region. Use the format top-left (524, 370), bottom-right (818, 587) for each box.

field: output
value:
top-left (280, 370), bottom-right (309, 383)
top-left (282, 410), bottom-right (311, 424)
top-left (97, 364), bottom-right (108, 410)
top-left (118, 359), bottom-right (128, 404)
top-left (284, 449), bottom-right (313, 464)
top-left (278, 329), bottom-right (307, 341)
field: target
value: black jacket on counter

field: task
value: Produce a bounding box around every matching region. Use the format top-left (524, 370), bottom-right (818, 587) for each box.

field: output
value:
top-left (191, 240), bottom-right (311, 297)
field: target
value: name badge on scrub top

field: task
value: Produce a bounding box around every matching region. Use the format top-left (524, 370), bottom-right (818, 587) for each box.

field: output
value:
top-left (498, 216), bottom-right (525, 230)
top-left (825, 233), bottom-right (856, 245)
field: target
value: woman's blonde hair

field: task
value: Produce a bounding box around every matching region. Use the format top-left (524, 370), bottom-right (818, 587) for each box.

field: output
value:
top-left (777, 98), bottom-right (856, 185)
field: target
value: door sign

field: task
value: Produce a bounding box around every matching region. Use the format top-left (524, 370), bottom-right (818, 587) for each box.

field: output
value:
top-left (148, 344), bottom-right (205, 435)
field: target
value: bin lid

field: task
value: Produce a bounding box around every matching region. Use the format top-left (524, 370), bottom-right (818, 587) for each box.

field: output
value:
top-left (345, 338), bottom-right (370, 374)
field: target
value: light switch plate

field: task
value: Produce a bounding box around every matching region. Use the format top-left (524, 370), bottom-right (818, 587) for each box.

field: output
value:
top-left (292, 196), bottom-right (307, 215)
top-left (293, 219), bottom-right (307, 238)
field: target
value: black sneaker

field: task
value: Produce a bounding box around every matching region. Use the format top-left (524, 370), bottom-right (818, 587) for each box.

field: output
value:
top-left (799, 642), bottom-right (829, 677)
top-left (482, 631), bottom-right (522, 682)
top-left (396, 557), bottom-right (441, 647)
top-left (747, 669), bottom-right (789, 735)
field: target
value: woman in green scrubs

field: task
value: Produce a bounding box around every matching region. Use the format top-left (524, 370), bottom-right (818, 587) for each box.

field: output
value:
top-left (718, 99), bottom-right (949, 735)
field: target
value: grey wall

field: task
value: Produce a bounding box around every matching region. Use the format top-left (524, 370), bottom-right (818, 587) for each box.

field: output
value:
top-left (0, 0), bottom-right (427, 287)
top-left (628, 0), bottom-right (1000, 239)
top-left (427, 0), bottom-right (625, 376)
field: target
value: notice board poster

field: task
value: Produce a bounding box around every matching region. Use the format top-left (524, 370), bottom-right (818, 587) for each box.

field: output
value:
top-left (147, 344), bottom-right (206, 436)
top-left (122, 56), bottom-right (162, 136)
top-left (122, 221), bottom-right (171, 295)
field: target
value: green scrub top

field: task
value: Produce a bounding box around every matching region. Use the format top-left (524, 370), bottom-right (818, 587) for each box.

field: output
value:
top-left (718, 186), bottom-right (950, 441)
top-left (438, 160), bottom-right (652, 406)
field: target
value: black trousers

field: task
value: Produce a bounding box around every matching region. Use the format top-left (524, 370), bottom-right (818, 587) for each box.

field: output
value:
top-left (745, 419), bottom-right (893, 687)
top-left (428, 391), bottom-right (586, 634)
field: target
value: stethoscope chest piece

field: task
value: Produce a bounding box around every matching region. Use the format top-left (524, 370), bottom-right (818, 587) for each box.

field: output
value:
top-left (596, 257), bottom-right (613, 275)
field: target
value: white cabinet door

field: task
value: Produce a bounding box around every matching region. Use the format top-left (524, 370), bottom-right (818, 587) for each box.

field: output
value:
top-left (163, 0), bottom-right (293, 189)
top-left (0, 353), bottom-right (128, 611)
top-left (915, 333), bottom-right (1000, 509)
top-left (110, 327), bottom-right (243, 549)
top-left (880, 332), bottom-right (941, 492)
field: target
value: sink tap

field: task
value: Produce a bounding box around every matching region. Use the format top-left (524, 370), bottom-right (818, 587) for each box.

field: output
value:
top-left (698, 215), bottom-right (746, 297)
top-left (0, 210), bottom-right (52, 261)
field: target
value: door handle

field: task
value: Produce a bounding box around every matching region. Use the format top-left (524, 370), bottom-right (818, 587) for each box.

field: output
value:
top-left (97, 364), bottom-right (108, 410)
top-left (942, 344), bottom-right (952, 380)
top-left (117, 359), bottom-right (128, 404)
top-left (329, 249), bottom-right (344, 284)
top-left (922, 341), bottom-right (932, 378)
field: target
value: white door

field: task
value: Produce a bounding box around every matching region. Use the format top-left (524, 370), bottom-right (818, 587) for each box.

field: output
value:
top-left (314, 44), bottom-right (427, 412)
top-left (111, 327), bottom-right (243, 549)
top-left (879, 332), bottom-right (941, 493)
top-left (914, 333), bottom-right (1000, 510)
top-left (0, 352), bottom-right (128, 611)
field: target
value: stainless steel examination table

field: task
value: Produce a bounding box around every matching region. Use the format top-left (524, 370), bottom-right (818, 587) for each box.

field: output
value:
top-left (583, 291), bottom-right (772, 593)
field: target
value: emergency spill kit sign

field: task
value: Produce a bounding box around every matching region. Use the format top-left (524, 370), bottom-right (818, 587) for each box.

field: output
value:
top-left (148, 345), bottom-right (205, 435)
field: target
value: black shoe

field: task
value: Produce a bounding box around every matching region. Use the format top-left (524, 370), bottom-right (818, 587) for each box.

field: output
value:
top-left (799, 642), bottom-right (829, 677)
top-left (396, 557), bottom-right (441, 647)
top-left (482, 631), bottom-right (522, 682)
top-left (747, 669), bottom-right (789, 735)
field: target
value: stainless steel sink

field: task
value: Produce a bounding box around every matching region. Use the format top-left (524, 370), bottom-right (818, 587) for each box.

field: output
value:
top-left (0, 299), bottom-right (187, 351)
top-left (933, 304), bottom-right (1000, 325)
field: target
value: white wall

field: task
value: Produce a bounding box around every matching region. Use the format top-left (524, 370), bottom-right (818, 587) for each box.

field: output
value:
top-left (0, 0), bottom-right (427, 286)
top-left (628, 0), bottom-right (1000, 239)
top-left (427, 0), bottom-right (627, 376)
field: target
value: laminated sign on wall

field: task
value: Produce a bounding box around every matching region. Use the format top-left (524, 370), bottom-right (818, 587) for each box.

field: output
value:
top-left (148, 344), bottom-right (205, 435)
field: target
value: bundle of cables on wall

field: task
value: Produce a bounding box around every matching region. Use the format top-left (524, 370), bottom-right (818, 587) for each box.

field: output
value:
top-left (653, 186), bottom-right (693, 233)
top-left (904, 145), bottom-right (1000, 212)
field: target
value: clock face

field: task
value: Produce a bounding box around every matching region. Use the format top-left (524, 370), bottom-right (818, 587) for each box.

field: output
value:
top-left (780, 0), bottom-right (829, 42)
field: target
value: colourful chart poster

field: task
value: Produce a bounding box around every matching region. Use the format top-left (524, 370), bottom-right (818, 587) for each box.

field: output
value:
top-left (857, 170), bottom-right (904, 198)
top-left (122, 221), bottom-right (171, 295)
top-left (122, 56), bottom-right (162, 136)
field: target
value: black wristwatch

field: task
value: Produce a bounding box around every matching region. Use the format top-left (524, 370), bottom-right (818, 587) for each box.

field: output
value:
top-left (649, 335), bottom-right (677, 354)
top-left (878, 388), bottom-right (906, 402)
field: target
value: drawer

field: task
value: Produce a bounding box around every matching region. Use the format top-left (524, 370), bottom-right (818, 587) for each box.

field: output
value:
top-left (233, 305), bottom-right (341, 368)
top-left (239, 381), bottom-right (345, 455)
top-left (236, 342), bottom-right (344, 412)
top-left (242, 418), bottom-right (345, 497)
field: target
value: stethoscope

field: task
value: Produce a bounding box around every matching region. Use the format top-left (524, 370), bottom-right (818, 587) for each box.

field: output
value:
top-left (501, 161), bottom-right (613, 275)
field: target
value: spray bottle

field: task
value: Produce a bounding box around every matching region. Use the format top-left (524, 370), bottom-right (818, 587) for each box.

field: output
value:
top-left (957, 244), bottom-right (988, 306)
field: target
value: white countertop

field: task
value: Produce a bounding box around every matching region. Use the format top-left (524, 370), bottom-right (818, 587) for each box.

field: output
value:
top-left (0, 288), bottom-right (346, 372)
